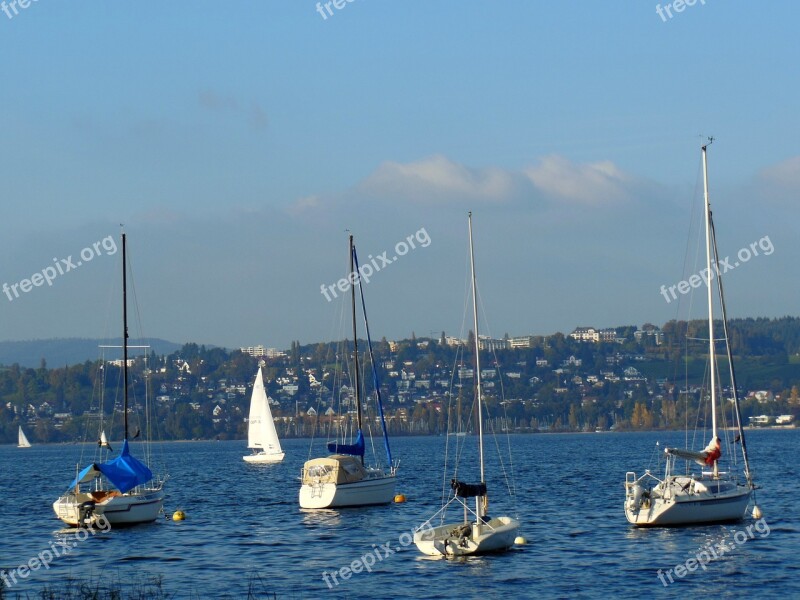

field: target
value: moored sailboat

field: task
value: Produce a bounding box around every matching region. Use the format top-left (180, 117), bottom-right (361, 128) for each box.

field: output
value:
top-left (299, 235), bottom-right (397, 509)
top-left (624, 140), bottom-right (758, 526)
top-left (53, 232), bottom-right (166, 527)
top-left (414, 212), bottom-right (519, 556)
top-left (244, 367), bottom-right (285, 463)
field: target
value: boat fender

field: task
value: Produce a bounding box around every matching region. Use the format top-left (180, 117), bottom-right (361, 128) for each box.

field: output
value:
top-left (627, 484), bottom-right (645, 511)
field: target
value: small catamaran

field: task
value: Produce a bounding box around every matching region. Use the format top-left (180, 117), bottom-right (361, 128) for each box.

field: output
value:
top-left (18, 426), bottom-right (31, 448)
top-left (624, 140), bottom-right (760, 526)
top-left (53, 233), bottom-right (166, 527)
top-left (244, 367), bottom-right (285, 463)
top-left (414, 212), bottom-right (519, 556)
top-left (299, 234), bottom-right (397, 509)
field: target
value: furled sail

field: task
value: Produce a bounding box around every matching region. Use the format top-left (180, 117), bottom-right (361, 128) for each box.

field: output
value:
top-left (69, 439), bottom-right (153, 493)
top-left (327, 429), bottom-right (365, 457)
top-left (665, 437), bottom-right (721, 466)
top-left (451, 478), bottom-right (487, 498)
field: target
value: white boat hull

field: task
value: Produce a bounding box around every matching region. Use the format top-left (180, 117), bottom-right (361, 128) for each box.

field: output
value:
top-left (625, 475), bottom-right (751, 526)
top-left (299, 474), bottom-right (396, 509)
top-left (53, 489), bottom-right (165, 527)
top-left (414, 516), bottom-right (519, 556)
top-left (243, 451), bottom-right (285, 463)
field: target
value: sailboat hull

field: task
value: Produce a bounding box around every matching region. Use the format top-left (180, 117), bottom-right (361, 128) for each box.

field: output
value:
top-left (53, 489), bottom-right (165, 527)
top-left (299, 474), bottom-right (396, 509)
top-left (625, 476), bottom-right (751, 527)
top-left (414, 517), bottom-right (519, 556)
top-left (243, 451), bottom-right (285, 463)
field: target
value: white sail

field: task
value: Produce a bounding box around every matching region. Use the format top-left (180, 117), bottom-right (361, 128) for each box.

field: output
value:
top-left (244, 367), bottom-right (284, 462)
top-left (18, 426), bottom-right (31, 448)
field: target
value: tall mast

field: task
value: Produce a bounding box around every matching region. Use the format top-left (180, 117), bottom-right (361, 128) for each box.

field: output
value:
top-left (122, 232), bottom-right (130, 441)
top-left (349, 235), bottom-right (363, 457)
top-left (468, 212), bottom-right (485, 485)
top-left (702, 140), bottom-right (717, 446)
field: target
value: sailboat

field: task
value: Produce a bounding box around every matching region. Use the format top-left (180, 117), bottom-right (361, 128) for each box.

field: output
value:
top-left (299, 234), bottom-right (397, 509)
top-left (243, 367), bottom-right (285, 463)
top-left (18, 426), bottom-right (31, 448)
top-left (624, 140), bottom-right (758, 526)
top-left (53, 233), bottom-right (166, 527)
top-left (414, 212), bottom-right (520, 556)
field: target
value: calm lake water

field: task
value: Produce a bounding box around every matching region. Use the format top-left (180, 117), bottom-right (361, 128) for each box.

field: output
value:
top-left (1, 430), bottom-right (798, 599)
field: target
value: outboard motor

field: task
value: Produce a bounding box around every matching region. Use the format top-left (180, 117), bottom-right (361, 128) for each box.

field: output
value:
top-left (78, 500), bottom-right (96, 528)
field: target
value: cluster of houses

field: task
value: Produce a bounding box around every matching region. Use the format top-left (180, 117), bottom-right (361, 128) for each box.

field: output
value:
top-left (8, 323), bottom-right (798, 437)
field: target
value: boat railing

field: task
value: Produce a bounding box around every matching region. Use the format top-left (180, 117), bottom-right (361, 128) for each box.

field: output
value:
top-left (417, 494), bottom-right (499, 533)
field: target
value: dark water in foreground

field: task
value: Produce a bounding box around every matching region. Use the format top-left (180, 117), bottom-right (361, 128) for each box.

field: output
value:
top-left (1, 430), bottom-right (798, 599)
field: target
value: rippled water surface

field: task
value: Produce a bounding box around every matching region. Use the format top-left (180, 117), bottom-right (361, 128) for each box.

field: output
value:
top-left (1, 430), bottom-right (798, 598)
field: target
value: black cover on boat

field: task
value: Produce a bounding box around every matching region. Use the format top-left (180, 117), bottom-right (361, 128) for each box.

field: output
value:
top-left (451, 478), bottom-right (487, 497)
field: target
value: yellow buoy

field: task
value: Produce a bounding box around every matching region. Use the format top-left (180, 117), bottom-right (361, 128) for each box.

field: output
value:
top-left (752, 506), bottom-right (762, 519)
top-left (172, 510), bottom-right (186, 521)
top-left (514, 536), bottom-right (527, 545)
top-left (394, 494), bottom-right (406, 503)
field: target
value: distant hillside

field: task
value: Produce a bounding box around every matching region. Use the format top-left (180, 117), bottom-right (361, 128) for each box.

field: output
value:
top-left (0, 338), bottom-right (183, 368)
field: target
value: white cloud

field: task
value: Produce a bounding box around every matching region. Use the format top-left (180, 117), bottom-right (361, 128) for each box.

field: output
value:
top-left (523, 155), bottom-right (633, 205)
top-left (290, 153), bottom-right (640, 213)
top-left (360, 154), bottom-right (518, 203)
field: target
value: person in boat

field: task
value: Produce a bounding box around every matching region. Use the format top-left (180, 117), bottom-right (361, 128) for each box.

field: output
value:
top-left (703, 436), bottom-right (721, 466)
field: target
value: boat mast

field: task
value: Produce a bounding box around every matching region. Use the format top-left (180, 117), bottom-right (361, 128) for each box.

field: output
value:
top-left (349, 235), bottom-right (363, 463)
top-left (468, 212), bottom-right (485, 488)
top-left (702, 140), bottom-right (718, 460)
top-left (122, 232), bottom-right (130, 442)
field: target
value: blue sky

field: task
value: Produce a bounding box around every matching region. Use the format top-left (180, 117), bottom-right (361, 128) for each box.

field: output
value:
top-left (0, 1), bottom-right (798, 350)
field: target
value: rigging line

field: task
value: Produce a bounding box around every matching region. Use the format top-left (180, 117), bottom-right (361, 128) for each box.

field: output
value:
top-left (475, 283), bottom-right (518, 504)
top-left (443, 244), bottom-right (474, 506)
top-left (709, 212), bottom-right (755, 491)
top-left (352, 244), bottom-right (393, 469)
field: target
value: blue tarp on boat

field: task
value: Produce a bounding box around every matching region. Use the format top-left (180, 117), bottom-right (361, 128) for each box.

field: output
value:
top-left (69, 439), bottom-right (153, 494)
top-left (327, 429), bottom-right (365, 457)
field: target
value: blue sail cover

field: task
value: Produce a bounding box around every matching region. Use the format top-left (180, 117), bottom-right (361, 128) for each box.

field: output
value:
top-left (327, 429), bottom-right (365, 457)
top-left (69, 439), bottom-right (153, 494)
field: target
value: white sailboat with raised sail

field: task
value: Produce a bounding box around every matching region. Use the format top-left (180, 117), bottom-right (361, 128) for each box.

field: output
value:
top-left (624, 140), bottom-right (759, 526)
top-left (299, 234), bottom-right (397, 509)
top-left (414, 212), bottom-right (519, 556)
top-left (244, 367), bottom-right (285, 463)
top-left (53, 232), bottom-right (166, 527)
top-left (18, 426), bottom-right (31, 448)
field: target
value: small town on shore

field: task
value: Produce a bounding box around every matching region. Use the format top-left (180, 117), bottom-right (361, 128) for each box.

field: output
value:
top-left (3, 317), bottom-right (799, 444)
